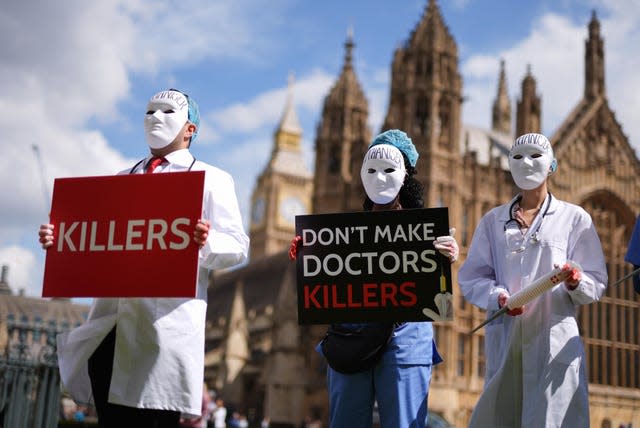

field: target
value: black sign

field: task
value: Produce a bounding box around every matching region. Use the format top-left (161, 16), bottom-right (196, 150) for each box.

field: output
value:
top-left (294, 208), bottom-right (453, 324)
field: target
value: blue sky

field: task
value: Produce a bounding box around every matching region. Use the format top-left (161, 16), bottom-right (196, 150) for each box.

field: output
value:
top-left (1, 0), bottom-right (639, 298)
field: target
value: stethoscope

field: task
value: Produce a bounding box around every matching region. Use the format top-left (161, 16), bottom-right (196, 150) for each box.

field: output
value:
top-left (504, 192), bottom-right (552, 249)
top-left (129, 155), bottom-right (197, 174)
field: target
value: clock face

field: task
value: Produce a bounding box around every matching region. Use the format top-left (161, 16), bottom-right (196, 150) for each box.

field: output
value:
top-left (252, 196), bottom-right (266, 224)
top-left (280, 196), bottom-right (306, 224)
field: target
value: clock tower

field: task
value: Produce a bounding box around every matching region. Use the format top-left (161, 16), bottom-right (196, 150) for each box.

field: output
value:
top-left (249, 75), bottom-right (313, 260)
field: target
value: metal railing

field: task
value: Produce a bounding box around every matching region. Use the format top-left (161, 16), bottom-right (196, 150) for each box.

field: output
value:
top-left (0, 314), bottom-right (66, 428)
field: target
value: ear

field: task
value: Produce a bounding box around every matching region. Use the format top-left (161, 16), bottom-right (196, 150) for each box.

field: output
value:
top-left (549, 159), bottom-right (558, 174)
top-left (185, 122), bottom-right (197, 138)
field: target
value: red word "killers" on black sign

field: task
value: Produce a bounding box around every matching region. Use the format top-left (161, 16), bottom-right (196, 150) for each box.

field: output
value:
top-left (303, 281), bottom-right (417, 309)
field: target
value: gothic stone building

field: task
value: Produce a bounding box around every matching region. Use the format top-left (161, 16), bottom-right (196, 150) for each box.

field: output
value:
top-left (205, 2), bottom-right (640, 427)
top-left (0, 265), bottom-right (89, 358)
top-left (0, 264), bottom-right (90, 423)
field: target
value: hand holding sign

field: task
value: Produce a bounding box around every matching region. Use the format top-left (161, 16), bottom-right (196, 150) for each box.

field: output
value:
top-left (38, 224), bottom-right (55, 249)
top-left (469, 261), bottom-right (582, 333)
top-left (289, 235), bottom-right (302, 261)
top-left (434, 228), bottom-right (458, 262)
top-left (193, 219), bottom-right (210, 247)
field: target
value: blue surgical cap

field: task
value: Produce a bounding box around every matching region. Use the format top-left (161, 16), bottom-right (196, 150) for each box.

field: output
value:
top-left (186, 96), bottom-right (199, 143)
top-left (368, 129), bottom-right (419, 167)
top-left (169, 88), bottom-right (200, 143)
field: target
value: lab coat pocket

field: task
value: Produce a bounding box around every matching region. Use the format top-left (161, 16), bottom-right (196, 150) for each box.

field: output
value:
top-left (539, 236), bottom-right (566, 249)
top-left (549, 315), bottom-right (581, 367)
top-left (539, 237), bottom-right (567, 260)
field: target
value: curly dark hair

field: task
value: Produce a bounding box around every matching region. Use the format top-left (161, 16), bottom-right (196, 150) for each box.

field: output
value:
top-left (363, 153), bottom-right (424, 210)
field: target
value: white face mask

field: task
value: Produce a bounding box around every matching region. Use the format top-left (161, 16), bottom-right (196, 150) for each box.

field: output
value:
top-left (360, 144), bottom-right (406, 204)
top-left (509, 144), bottom-right (553, 190)
top-left (144, 91), bottom-right (189, 149)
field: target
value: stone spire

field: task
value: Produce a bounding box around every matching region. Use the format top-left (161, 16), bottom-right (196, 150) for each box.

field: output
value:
top-left (516, 64), bottom-right (542, 135)
top-left (249, 73), bottom-right (312, 260)
top-left (312, 28), bottom-right (370, 214)
top-left (382, 0), bottom-right (461, 148)
top-left (275, 72), bottom-right (302, 151)
top-left (492, 59), bottom-right (511, 134)
top-left (320, 29), bottom-right (368, 124)
top-left (344, 24), bottom-right (354, 71)
top-left (585, 10), bottom-right (605, 99)
top-left (381, 0), bottom-right (462, 208)
top-left (266, 72), bottom-right (310, 178)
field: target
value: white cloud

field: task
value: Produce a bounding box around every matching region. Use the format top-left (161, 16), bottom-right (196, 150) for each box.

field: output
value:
top-left (125, 0), bottom-right (285, 70)
top-left (461, 6), bottom-right (640, 154)
top-left (209, 69), bottom-right (334, 135)
top-left (598, 1), bottom-right (640, 154)
top-left (210, 90), bottom-right (287, 134)
top-left (462, 13), bottom-right (584, 135)
top-left (0, 1), bottom-right (139, 239)
top-left (295, 69), bottom-right (338, 112)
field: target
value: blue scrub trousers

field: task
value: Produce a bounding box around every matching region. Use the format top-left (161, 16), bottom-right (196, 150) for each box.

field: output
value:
top-left (327, 362), bottom-right (432, 428)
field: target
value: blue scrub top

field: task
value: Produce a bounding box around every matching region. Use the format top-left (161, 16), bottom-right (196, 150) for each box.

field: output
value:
top-left (625, 216), bottom-right (640, 265)
top-left (625, 216), bottom-right (640, 294)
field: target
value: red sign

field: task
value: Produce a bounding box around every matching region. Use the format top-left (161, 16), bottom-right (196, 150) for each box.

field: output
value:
top-left (42, 171), bottom-right (205, 298)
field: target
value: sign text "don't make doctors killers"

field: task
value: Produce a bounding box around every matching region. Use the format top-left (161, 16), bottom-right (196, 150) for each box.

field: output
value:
top-left (294, 208), bottom-right (452, 324)
top-left (42, 171), bottom-right (204, 298)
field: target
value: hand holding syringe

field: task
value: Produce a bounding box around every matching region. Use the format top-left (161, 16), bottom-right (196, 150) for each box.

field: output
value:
top-left (469, 261), bottom-right (582, 334)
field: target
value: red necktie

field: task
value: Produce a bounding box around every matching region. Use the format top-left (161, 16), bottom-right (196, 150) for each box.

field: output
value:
top-left (146, 157), bottom-right (165, 174)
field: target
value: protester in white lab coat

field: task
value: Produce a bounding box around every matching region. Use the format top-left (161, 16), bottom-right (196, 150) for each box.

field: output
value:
top-left (458, 133), bottom-right (607, 428)
top-left (39, 89), bottom-right (249, 427)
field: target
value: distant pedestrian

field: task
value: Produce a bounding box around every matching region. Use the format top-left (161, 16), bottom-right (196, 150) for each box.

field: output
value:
top-left (181, 383), bottom-right (212, 428)
top-left (212, 398), bottom-right (227, 428)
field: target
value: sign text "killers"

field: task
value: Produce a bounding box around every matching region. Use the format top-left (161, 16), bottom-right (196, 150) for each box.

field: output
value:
top-left (57, 218), bottom-right (191, 252)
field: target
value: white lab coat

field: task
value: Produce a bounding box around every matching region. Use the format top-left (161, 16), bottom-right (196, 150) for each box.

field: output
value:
top-left (57, 149), bottom-right (249, 416)
top-left (458, 194), bottom-right (607, 428)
